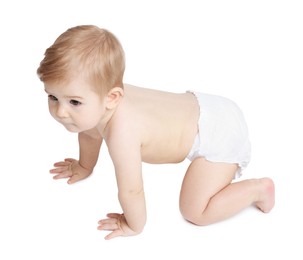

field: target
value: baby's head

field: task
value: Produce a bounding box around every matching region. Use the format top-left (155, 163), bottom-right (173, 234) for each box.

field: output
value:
top-left (37, 25), bottom-right (125, 97)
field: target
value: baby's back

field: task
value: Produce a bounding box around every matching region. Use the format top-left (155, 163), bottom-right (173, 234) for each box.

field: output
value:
top-left (123, 84), bottom-right (199, 163)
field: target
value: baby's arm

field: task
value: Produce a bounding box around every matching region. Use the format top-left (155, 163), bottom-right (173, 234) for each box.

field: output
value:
top-left (50, 129), bottom-right (102, 184)
top-left (78, 130), bottom-right (103, 172)
top-left (98, 131), bottom-right (146, 239)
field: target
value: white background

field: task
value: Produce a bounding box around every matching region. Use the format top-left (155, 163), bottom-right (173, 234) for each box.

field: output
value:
top-left (0, 0), bottom-right (302, 259)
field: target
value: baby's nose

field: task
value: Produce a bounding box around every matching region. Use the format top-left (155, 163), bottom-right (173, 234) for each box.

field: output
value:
top-left (56, 104), bottom-right (69, 118)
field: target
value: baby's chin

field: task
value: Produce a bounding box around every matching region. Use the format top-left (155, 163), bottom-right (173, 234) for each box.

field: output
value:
top-left (62, 124), bottom-right (80, 133)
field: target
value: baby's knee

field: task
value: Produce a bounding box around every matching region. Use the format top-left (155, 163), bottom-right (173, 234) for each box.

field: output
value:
top-left (179, 206), bottom-right (211, 226)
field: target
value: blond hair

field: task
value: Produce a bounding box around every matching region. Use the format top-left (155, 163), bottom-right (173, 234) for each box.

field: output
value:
top-left (37, 25), bottom-right (125, 96)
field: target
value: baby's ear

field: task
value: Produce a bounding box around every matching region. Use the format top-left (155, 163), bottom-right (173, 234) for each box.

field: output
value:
top-left (106, 87), bottom-right (124, 109)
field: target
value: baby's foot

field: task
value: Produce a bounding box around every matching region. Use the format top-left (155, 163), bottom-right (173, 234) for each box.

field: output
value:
top-left (255, 178), bottom-right (275, 213)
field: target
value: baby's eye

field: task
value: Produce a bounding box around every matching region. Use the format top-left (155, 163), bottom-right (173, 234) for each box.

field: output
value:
top-left (48, 95), bottom-right (58, 101)
top-left (70, 99), bottom-right (82, 106)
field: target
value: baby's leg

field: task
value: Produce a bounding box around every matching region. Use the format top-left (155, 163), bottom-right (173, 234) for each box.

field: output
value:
top-left (179, 157), bottom-right (275, 225)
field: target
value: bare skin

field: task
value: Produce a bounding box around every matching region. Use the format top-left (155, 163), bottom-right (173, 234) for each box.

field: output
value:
top-left (179, 157), bottom-right (275, 225)
top-left (46, 81), bottom-right (275, 240)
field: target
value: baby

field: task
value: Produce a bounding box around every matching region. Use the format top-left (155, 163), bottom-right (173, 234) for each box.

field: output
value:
top-left (37, 25), bottom-right (275, 240)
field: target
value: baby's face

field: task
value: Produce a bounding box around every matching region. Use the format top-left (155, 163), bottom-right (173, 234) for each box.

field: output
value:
top-left (44, 78), bottom-right (106, 133)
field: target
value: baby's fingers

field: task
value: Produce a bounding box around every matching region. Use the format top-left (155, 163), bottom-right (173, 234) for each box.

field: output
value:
top-left (49, 165), bottom-right (69, 174)
top-left (104, 229), bottom-right (123, 240)
top-left (67, 173), bottom-right (85, 184)
top-left (53, 161), bottom-right (71, 167)
top-left (97, 217), bottom-right (123, 240)
top-left (51, 159), bottom-right (74, 173)
top-left (52, 170), bottom-right (73, 180)
top-left (64, 158), bottom-right (76, 163)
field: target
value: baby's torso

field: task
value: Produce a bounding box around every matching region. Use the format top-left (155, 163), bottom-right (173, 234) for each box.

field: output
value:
top-left (122, 85), bottom-right (199, 163)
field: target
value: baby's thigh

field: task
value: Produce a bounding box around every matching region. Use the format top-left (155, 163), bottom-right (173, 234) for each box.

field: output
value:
top-left (179, 157), bottom-right (237, 213)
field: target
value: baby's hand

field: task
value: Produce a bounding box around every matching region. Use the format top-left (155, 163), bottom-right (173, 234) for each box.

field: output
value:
top-left (50, 158), bottom-right (92, 184)
top-left (98, 213), bottom-right (139, 240)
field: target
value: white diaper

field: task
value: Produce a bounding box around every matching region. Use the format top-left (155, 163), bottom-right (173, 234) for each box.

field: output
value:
top-left (187, 91), bottom-right (251, 178)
